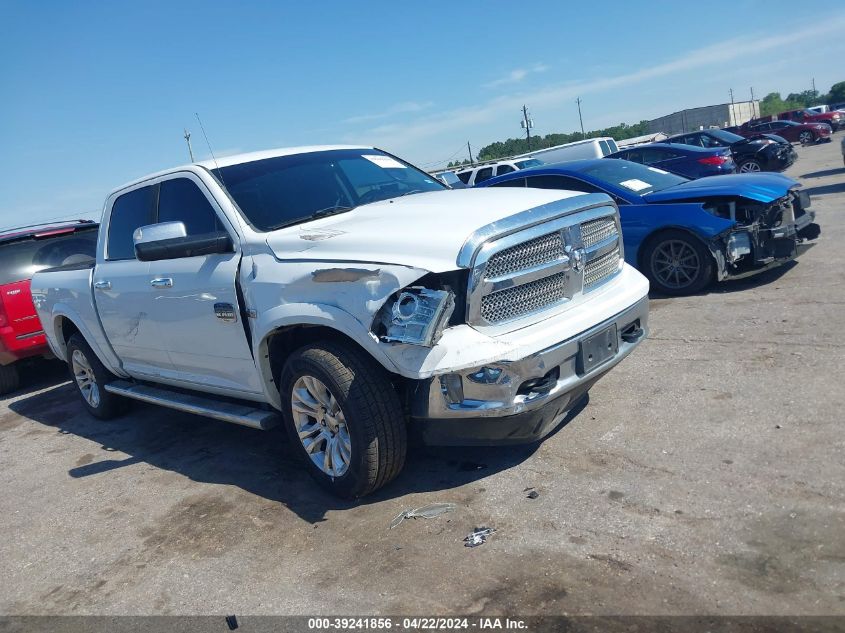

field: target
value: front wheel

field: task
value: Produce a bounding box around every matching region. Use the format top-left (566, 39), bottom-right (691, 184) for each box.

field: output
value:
top-left (66, 334), bottom-right (126, 419)
top-left (798, 131), bottom-right (815, 145)
top-left (279, 341), bottom-right (407, 498)
top-left (642, 230), bottom-right (714, 296)
top-left (738, 159), bottom-right (762, 173)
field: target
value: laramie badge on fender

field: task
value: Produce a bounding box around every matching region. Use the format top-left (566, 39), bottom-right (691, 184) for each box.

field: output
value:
top-left (214, 303), bottom-right (237, 322)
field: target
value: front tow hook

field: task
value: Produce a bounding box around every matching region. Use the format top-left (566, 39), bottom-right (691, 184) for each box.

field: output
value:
top-left (621, 324), bottom-right (645, 344)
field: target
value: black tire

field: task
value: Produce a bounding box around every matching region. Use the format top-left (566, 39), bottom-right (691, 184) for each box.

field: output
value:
top-left (279, 341), bottom-right (406, 498)
top-left (0, 363), bottom-right (20, 396)
top-left (641, 230), bottom-right (714, 296)
top-left (66, 334), bottom-right (125, 419)
top-left (738, 159), bottom-right (762, 173)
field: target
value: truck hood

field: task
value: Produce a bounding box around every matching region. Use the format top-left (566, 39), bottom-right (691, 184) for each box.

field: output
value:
top-left (642, 173), bottom-right (797, 204)
top-left (265, 188), bottom-right (585, 272)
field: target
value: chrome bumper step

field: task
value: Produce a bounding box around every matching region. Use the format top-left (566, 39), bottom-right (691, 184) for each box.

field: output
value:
top-left (104, 380), bottom-right (280, 430)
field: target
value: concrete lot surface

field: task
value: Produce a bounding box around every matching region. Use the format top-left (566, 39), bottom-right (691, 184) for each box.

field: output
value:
top-left (1, 140), bottom-right (843, 616)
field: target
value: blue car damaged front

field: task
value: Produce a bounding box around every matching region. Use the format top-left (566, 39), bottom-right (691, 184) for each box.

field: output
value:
top-left (478, 160), bottom-right (820, 295)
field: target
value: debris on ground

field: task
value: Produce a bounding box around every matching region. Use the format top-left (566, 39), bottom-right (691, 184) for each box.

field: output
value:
top-left (464, 526), bottom-right (496, 547)
top-left (459, 461), bottom-right (488, 471)
top-left (225, 615), bottom-right (239, 630)
top-left (526, 490), bottom-right (540, 499)
top-left (390, 502), bottom-right (457, 529)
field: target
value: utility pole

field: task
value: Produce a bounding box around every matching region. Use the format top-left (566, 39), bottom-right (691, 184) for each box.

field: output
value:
top-left (812, 77), bottom-right (816, 94)
top-left (750, 86), bottom-right (755, 102)
top-left (183, 128), bottom-right (195, 162)
top-left (576, 97), bottom-right (585, 138)
top-left (467, 141), bottom-right (474, 166)
top-left (729, 88), bottom-right (736, 126)
top-left (520, 105), bottom-right (534, 150)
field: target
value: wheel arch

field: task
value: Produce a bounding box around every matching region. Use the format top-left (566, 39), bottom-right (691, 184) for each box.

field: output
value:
top-left (257, 321), bottom-right (400, 410)
top-left (636, 225), bottom-right (716, 271)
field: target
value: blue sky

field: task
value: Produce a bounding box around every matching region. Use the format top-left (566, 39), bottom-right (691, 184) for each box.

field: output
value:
top-left (2, 1), bottom-right (844, 226)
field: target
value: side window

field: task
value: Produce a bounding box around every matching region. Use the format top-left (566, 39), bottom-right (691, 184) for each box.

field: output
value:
top-left (496, 164), bottom-right (516, 176)
top-left (639, 150), bottom-right (661, 164)
top-left (599, 140), bottom-right (611, 156)
top-left (107, 186), bottom-right (156, 260)
top-left (157, 178), bottom-right (223, 236)
top-left (473, 167), bottom-right (494, 184)
top-left (490, 178), bottom-right (526, 188)
top-left (525, 175), bottom-right (602, 194)
top-left (456, 171), bottom-right (472, 184)
top-left (624, 150), bottom-right (644, 164)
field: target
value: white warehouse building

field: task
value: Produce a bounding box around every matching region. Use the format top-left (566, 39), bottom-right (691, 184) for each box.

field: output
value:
top-left (648, 100), bottom-right (761, 135)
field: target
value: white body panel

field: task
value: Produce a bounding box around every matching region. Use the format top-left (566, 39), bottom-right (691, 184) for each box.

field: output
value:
top-left (32, 144), bottom-right (649, 417)
top-left (517, 137), bottom-right (619, 164)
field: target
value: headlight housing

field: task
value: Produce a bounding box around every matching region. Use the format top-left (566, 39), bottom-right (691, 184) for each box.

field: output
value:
top-left (373, 287), bottom-right (455, 347)
top-left (726, 231), bottom-right (751, 263)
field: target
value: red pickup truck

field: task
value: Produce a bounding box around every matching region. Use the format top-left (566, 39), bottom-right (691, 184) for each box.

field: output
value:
top-left (0, 220), bottom-right (98, 394)
top-left (751, 109), bottom-right (842, 132)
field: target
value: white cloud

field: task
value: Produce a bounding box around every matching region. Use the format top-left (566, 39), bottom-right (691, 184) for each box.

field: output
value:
top-left (484, 63), bottom-right (549, 88)
top-left (343, 101), bottom-right (434, 125)
top-left (349, 18), bottom-right (845, 164)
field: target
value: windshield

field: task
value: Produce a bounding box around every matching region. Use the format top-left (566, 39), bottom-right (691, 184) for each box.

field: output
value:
top-left (708, 129), bottom-right (745, 144)
top-left (217, 149), bottom-right (446, 231)
top-left (580, 160), bottom-right (688, 195)
top-left (515, 158), bottom-right (544, 169)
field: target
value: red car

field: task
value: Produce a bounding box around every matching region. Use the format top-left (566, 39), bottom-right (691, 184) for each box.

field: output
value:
top-left (0, 220), bottom-right (98, 394)
top-left (749, 109), bottom-right (842, 132)
top-left (740, 120), bottom-right (832, 145)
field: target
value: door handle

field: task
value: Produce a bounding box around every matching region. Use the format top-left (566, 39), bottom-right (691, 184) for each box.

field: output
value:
top-left (150, 278), bottom-right (173, 288)
top-left (93, 280), bottom-right (111, 290)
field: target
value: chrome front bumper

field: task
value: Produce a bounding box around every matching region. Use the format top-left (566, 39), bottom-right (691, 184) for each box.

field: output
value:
top-left (409, 297), bottom-right (648, 432)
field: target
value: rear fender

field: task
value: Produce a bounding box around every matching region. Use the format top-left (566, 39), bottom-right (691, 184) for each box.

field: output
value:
top-left (49, 304), bottom-right (127, 377)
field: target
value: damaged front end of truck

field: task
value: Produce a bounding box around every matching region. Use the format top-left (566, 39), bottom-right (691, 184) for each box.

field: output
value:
top-left (702, 187), bottom-right (820, 281)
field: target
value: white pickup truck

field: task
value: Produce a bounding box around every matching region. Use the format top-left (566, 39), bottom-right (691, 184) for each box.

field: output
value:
top-left (31, 146), bottom-right (649, 497)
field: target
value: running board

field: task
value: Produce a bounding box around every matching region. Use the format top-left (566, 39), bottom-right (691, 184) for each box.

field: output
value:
top-left (104, 380), bottom-right (280, 430)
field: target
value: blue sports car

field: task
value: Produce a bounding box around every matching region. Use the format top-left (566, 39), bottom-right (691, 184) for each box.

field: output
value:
top-left (606, 142), bottom-right (736, 179)
top-left (478, 159), bottom-right (820, 295)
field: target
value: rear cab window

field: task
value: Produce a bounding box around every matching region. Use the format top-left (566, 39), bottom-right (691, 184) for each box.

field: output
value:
top-left (107, 186), bottom-right (156, 260)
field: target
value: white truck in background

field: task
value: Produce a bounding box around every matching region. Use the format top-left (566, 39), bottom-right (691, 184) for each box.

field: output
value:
top-left (517, 137), bottom-right (620, 165)
top-left (31, 146), bottom-right (649, 497)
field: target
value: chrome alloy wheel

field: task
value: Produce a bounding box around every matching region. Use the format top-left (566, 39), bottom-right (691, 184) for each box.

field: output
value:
top-left (71, 349), bottom-right (100, 408)
top-left (739, 161), bottom-right (761, 173)
top-left (651, 239), bottom-right (701, 290)
top-left (291, 375), bottom-right (351, 477)
top-left (798, 131), bottom-right (813, 145)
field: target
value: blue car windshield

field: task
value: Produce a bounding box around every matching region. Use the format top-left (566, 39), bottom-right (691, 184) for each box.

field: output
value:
top-left (216, 149), bottom-right (446, 231)
top-left (581, 160), bottom-right (689, 195)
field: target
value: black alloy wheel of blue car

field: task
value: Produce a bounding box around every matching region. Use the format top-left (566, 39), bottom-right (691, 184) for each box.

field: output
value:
top-left (642, 230), bottom-right (714, 296)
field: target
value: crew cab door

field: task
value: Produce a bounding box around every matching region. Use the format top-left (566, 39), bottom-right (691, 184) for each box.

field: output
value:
top-left (143, 175), bottom-right (263, 396)
top-left (97, 184), bottom-right (172, 376)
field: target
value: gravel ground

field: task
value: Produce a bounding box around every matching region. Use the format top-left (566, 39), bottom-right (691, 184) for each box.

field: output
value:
top-left (1, 138), bottom-right (843, 616)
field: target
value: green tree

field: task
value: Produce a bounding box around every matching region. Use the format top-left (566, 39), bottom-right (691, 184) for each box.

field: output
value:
top-left (828, 81), bottom-right (845, 104)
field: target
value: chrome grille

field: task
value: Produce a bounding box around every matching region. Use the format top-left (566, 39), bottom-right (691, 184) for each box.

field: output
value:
top-left (468, 205), bottom-right (624, 329)
top-left (484, 231), bottom-right (563, 278)
top-left (480, 272), bottom-right (567, 323)
top-left (580, 217), bottom-right (617, 248)
top-left (584, 246), bottom-right (621, 288)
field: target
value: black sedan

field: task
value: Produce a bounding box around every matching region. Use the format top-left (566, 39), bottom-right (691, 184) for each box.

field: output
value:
top-left (663, 129), bottom-right (796, 174)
